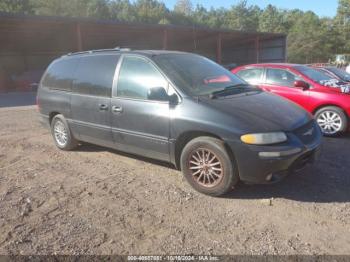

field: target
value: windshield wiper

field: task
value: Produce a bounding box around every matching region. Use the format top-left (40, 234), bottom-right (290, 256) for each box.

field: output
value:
top-left (209, 83), bottom-right (256, 99)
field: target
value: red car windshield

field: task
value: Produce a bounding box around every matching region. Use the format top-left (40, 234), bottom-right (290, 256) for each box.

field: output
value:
top-left (295, 66), bottom-right (333, 83)
top-left (326, 67), bottom-right (350, 82)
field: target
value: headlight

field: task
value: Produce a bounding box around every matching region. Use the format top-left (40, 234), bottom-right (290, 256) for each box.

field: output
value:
top-left (241, 132), bottom-right (287, 145)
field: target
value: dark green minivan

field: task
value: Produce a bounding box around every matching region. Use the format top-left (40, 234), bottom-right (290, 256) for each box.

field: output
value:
top-left (38, 49), bottom-right (322, 196)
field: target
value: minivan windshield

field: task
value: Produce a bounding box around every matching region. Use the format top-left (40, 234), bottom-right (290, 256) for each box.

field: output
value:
top-left (154, 53), bottom-right (252, 96)
top-left (295, 66), bottom-right (333, 83)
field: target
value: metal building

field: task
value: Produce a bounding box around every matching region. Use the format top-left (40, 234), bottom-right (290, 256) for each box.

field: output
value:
top-left (0, 12), bottom-right (286, 92)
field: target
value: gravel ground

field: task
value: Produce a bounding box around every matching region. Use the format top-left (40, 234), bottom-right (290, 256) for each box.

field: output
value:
top-left (0, 106), bottom-right (349, 255)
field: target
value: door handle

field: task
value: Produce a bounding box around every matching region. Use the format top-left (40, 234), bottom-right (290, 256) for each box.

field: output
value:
top-left (112, 106), bottom-right (123, 113)
top-left (99, 104), bottom-right (109, 111)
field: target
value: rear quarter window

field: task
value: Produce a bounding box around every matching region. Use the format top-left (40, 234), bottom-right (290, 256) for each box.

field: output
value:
top-left (41, 57), bottom-right (79, 91)
top-left (73, 54), bottom-right (120, 97)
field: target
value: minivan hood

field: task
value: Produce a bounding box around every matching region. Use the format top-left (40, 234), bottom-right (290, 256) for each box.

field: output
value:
top-left (201, 91), bottom-right (311, 132)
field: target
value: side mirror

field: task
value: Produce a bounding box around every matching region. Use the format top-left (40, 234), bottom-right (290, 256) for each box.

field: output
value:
top-left (147, 87), bottom-right (179, 104)
top-left (148, 87), bottom-right (169, 101)
top-left (294, 80), bottom-right (310, 90)
top-left (168, 93), bottom-right (179, 105)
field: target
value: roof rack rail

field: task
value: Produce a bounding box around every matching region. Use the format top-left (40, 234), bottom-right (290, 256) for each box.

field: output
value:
top-left (64, 47), bottom-right (132, 57)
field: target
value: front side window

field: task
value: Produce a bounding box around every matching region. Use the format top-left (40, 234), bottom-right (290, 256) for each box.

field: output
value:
top-left (116, 56), bottom-right (167, 100)
top-left (153, 53), bottom-right (249, 96)
top-left (236, 68), bottom-right (263, 84)
top-left (265, 68), bottom-right (301, 87)
top-left (73, 54), bottom-right (120, 97)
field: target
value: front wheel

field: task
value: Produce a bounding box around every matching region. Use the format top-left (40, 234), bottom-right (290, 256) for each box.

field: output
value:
top-left (315, 106), bottom-right (348, 137)
top-left (180, 136), bottom-right (239, 196)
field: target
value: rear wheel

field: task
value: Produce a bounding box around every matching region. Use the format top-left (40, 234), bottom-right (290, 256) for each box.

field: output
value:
top-left (315, 106), bottom-right (348, 136)
top-left (180, 136), bottom-right (239, 196)
top-left (50, 114), bottom-right (78, 150)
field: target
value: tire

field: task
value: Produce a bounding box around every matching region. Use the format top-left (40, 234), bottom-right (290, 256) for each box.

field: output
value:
top-left (315, 106), bottom-right (348, 137)
top-left (50, 114), bottom-right (78, 151)
top-left (180, 136), bottom-right (239, 196)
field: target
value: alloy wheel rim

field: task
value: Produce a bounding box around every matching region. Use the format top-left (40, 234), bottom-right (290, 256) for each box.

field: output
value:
top-left (54, 120), bottom-right (68, 147)
top-left (317, 111), bottom-right (342, 135)
top-left (188, 148), bottom-right (224, 188)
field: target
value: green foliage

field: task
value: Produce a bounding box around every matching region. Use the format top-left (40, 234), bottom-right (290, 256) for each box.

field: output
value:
top-left (337, 0), bottom-right (350, 24)
top-left (288, 12), bottom-right (327, 63)
top-left (30, 0), bottom-right (72, 16)
top-left (335, 0), bottom-right (350, 53)
top-left (1, 0), bottom-right (349, 63)
top-left (133, 0), bottom-right (168, 24)
top-left (174, 0), bottom-right (192, 16)
top-left (222, 1), bottom-right (261, 31)
top-left (192, 6), bottom-right (226, 28)
top-left (109, 0), bottom-right (136, 22)
top-left (0, 0), bottom-right (34, 14)
top-left (259, 5), bottom-right (285, 33)
top-left (85, 0), bottom-right (110, 19)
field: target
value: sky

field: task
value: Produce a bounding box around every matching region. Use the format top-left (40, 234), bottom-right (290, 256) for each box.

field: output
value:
top-left (163, 0), bottom-right (339, 17)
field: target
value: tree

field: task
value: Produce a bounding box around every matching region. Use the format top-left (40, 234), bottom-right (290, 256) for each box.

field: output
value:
top-left (31, 0), bottom-right (110, 18)
top-left (336, 0), bottom-right (350, 25)
top-left (222, 0), bottom-right (261, 31)
top-left (85, 0), bottom-right (110, 18)
top-left (0, 0), bottom-right (34, 14)
top-left (192, 5), bottom-right (226, 28)
top-left (133, 0), bottom-right (168, 24)
top-left (31, 0), bottom-right (85, 17)
top-left (287, 12), bottom-right (333, 63)
top-left (259, 5), bottom-right (285, 33)
top-left (335, 0), bottom-right (350, 54)
top-left (1, 0), bottom-right (348, 63)
top-left (109, 0), bottom-right (136, 22)
top-left (174, 0), bottom-right (192, 16)
top-left (282, 9), bottom-right (304, 32)
top-left (158, 17), bottom-right (170, 24)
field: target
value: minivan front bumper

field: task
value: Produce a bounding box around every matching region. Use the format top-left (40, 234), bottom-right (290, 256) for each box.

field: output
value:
top-left (227, 121), bottom-right (322, 184)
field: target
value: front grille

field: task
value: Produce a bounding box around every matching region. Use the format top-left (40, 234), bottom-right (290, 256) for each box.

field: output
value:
top-left (294, 121), bottom-right (318, 145)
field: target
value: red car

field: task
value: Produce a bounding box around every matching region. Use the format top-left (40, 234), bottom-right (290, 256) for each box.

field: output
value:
top-left (232, 63), bottom-right (350, 136)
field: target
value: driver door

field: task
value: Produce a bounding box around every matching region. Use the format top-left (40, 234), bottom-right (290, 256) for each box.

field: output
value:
top-left (261, 68), bottom-right (310, 108)
top-left (110, 55), bottom-right (171, 161)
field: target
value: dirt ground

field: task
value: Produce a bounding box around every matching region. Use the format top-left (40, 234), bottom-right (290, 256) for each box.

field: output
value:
top-left (0, 106), bottom-right (349, 255)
